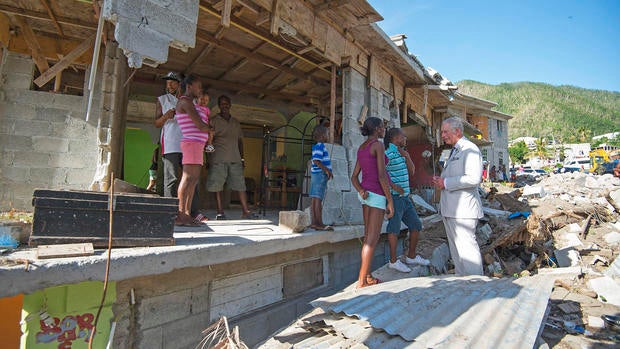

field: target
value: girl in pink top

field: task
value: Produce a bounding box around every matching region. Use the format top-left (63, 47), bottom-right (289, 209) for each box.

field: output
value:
top-left (351, 117), bottom-right (394, 288)
top-left (174, 75), bottom-right (210, 226)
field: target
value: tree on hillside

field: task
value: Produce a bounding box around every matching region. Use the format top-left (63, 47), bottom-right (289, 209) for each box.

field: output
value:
top-left (508, 141), bottom-right (528, 164)
top-left (576, 127), bottom-right (592, 143)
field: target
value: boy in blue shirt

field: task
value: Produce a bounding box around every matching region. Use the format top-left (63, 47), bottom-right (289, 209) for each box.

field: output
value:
top-left (384, 128), bottom-right (430, 272)
top-left (309, 125), bottom-right (333, 230)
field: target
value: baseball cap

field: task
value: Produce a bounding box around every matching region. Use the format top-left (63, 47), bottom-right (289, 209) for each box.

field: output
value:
top-left (162, 72), bottom-right (181, 82)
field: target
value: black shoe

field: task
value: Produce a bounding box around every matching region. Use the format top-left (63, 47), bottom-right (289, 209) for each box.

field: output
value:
top-left (215, 213), bottom-right (227, 220)
top-left (602, 315), bottom-right (620, 332)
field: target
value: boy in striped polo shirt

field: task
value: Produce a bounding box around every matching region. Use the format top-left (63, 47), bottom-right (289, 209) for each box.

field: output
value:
top-left (384, 128), bottom-right (430, 272)
top-left (309, 125), bottom-right (333, 230)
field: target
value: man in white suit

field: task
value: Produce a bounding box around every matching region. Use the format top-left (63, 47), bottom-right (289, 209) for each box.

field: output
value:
top-left (432, 117), bottom-right (484, 276)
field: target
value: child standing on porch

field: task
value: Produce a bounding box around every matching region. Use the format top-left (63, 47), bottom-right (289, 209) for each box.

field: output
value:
top-left (309, 125), bottom-right (333, 231)
top-left (196, 88), bottom-right (215, 153)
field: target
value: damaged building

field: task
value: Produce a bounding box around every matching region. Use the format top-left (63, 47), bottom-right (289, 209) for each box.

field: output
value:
top-left (3, 1), bottom-right (589, 348)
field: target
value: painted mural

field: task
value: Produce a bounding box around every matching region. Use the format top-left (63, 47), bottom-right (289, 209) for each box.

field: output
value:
top-left (20, 281), bottom-right (116, 349)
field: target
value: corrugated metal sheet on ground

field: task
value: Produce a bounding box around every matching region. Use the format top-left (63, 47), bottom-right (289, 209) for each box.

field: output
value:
top-left (259, 274), bottom-right (556, 349)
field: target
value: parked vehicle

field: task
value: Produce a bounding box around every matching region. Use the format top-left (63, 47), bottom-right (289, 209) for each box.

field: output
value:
top-left (589, 149), bottom-right (620, 175)
top-left (563, 158), bottom-right (590, 171)
top-left (518, 167), bottom-right (548, 178)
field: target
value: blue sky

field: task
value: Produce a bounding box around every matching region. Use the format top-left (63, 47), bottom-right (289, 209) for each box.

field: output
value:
top-left (368, 0), bottom-right (620, 92)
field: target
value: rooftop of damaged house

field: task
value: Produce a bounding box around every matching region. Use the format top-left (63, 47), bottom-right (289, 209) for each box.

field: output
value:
top-left (0, 0), bottom-right (618, 348)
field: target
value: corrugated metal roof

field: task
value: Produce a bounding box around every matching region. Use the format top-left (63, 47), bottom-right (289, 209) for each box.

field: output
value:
top-left (259, 274), bottom-right (556, 348)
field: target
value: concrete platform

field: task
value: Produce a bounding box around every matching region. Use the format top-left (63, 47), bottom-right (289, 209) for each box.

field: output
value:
top-left (0, 209), bottom-right (368, 298)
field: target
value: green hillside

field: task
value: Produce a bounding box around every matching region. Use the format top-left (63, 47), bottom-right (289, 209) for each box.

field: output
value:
top-left (456, 80), bottom-right (620, 142)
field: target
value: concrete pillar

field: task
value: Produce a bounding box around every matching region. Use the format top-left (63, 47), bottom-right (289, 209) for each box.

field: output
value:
top-left (90, 41), bottom-right (130, 191)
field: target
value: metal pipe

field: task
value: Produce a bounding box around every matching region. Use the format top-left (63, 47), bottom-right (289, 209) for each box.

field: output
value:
top-left (85, 7), bottom-right (104, 121)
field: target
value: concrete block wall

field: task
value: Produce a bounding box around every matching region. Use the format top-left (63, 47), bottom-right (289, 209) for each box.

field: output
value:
top-left (112, 238), bottom-right (388, 348)
top-left (0, 52), bottom-right (98, 210)
top-left (103, 0), bottom-right (199, 67)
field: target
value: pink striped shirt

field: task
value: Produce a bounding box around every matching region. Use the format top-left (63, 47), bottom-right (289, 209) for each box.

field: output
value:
top-left (176, 99), bottom-right (210, 143)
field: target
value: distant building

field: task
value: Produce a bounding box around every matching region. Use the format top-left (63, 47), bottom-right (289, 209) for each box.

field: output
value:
top-left (592, 132), bottom-right (620, 141)
top-left (563, 143), bottom-right (591, 160)
top-left (509, 137), bottom-right (537, 149)
top-left (449, 93), bottom-right (513, 173)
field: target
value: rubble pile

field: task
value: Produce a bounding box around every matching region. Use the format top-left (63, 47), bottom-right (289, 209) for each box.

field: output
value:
top-left (472, 172), bottom-right (620, 344)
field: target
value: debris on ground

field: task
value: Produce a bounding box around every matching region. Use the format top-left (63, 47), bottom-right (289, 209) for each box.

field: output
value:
top-left (409, 171), bottom-right (620, 347)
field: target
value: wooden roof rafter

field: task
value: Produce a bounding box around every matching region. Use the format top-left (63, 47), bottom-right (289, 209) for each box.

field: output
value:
top-left (0, 4), bottom-right (96, 30)
top-left (202, 76), bottom-right (317, 105)
top-left (196, 28), bottom-right (329, 87)
top-left (185, 25), bottom-right (228, 75)
top-left (199, 1), bottom-right (331, 75)
top-left (39, 0), bottom-right (64, 37)
top-left (215, 41), bottom-right (267, 80)
top-left (13, 15), bottom-right (49, 73)
top-left (314, 0), bottom-right (353, 12)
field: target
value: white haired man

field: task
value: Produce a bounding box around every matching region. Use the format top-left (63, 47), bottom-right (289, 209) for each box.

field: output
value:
top-left (432, 117), bottom-right (484, 276)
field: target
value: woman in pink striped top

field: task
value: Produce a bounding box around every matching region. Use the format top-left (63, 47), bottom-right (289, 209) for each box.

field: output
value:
top-left (174, 75), bottom-right (211, 226)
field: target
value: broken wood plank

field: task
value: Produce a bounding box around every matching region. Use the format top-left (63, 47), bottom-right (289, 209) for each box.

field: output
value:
top-left (557, 302), bottom-right (581, 314)
top-left (34, 33), bottom-right (96, 87)
top-left (0, 12), bottom-right (10, 46)
top-left (221, 0), bottom-right (232, 28)
top-left (494, 193), bottom-right (530, 213)
top-left (30, 236), bottom-right (175, 248)
top-left (270, 0), bottom-right (280, 36)
top-left (14, 15), bottom-right (50, 73)
top-left (36, 243), bottom-right (94, 259)
top-left (579, 214), bottom-right (593, 239)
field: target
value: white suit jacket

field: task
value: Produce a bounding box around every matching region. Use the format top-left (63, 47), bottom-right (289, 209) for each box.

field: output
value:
top-left (440, 137), bottom-right (483, 219)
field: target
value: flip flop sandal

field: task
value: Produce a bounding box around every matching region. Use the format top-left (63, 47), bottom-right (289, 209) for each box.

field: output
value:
top-left (241, 212), bottom-right (260, 219)
top-left (366, 275), bottom-right (382, 285)
top-left (193, 213), bottom-right (209, 224)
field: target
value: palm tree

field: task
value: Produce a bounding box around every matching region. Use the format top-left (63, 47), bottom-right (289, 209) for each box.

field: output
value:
top-left (524, 137), bottom-right (551, 162)
top-left (576, 127), bottom-right (592, 143)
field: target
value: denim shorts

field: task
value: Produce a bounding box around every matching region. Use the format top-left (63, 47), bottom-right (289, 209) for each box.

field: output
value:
top-left (357, 191), bottom-right (386, 210)
top-left (386, 195), bottom-right (422, 233)
top-left (309, 171), bottom-right (328, 200)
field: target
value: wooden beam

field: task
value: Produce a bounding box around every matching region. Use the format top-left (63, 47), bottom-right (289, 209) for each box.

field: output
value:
top-left (256, 9), bottom-right (270, 26)
top-left (221, 0), bottom-right (232, 28)
top-left (217, 42), bottom-right (266, 80)
top-left (0, 4), bottom-right (96, 30)
top-left (199, 2), bottom-right (330, 74)
top-left (54, 67), bottom-right (62, 92)
top-left (264, 70), bottom-right (286, 90)
top-left (297, 45), bottom-right (315, 55)
top-left (34, 33), bottom-right (96, 87)
top-left (237, 0), bottom-right (261, 13)
top-left (270, 0), bottom-right (280, 35)
top-left (329, 64), bottom-right (336, 143)
top-left (0, 12), bottom-right (9, 47)
top-left (14, 15), bottom-right (49, 73)
top-left (315, 0), bottom-right (352, 12)
top-left (202, 77), bottom-right (317, 105)
top-left (37, 243), bottom-right (94, 259)
top-left (185, 27), bottom-right (226, 74)
top-left (197, 29), bottom-right (329, 86)
top-left (402, 87), bottom-right (410, 124)
top-left (39, 0), bottom-right (64, 37)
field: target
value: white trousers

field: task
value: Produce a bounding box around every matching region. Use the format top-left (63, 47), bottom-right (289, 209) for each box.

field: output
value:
top-left (442, 217), bottom-right (483, 276)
